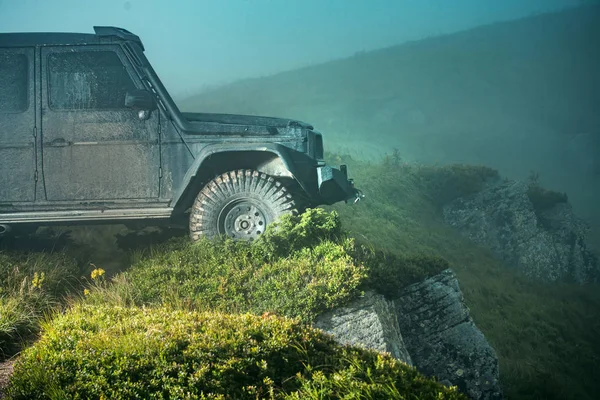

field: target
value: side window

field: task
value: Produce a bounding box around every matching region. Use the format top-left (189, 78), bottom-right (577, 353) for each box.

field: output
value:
top-left (48, 51), bottom-right (136, 110)
top-left (0, 52), bottom-right (28, 113)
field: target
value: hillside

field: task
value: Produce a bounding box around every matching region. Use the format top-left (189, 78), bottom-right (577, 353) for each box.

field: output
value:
top-left (179, 5), bottom-right (600, 230)
top-left (2, 162), bottom-right (599, 400)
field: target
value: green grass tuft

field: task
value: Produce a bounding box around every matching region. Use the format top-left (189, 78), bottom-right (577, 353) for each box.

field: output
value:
top-left (0, 251), bottom-right (78, 358)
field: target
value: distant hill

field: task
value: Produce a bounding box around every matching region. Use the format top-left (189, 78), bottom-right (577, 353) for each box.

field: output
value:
top-left (179, 5), bottom-right (600, 224)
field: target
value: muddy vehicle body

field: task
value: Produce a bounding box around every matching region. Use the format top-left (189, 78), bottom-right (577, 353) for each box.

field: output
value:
top-left (0, 27), bottom-right (360, 240)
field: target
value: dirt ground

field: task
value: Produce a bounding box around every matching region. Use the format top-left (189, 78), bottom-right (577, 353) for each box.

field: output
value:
top-left (0, 360), bottom-right (14, 398)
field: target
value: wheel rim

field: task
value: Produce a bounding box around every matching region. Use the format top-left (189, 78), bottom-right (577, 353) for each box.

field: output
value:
top-left (218, 199), bottom-right (268, 241)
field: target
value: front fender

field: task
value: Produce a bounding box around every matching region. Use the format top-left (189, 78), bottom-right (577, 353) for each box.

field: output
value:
top-left (170, 143), bottom-right (320, 209)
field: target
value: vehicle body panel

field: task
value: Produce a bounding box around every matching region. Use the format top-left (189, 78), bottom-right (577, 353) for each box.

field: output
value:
top-left (0, 27), bottom-right (359, 230)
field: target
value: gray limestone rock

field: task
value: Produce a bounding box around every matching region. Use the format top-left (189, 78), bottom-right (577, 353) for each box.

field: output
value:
top-left (314, 290), bottom-right (413, 366)
top-left (394, 269), bottom-right (503, 400)
top-left (443, 180), bottom-right (599, 283)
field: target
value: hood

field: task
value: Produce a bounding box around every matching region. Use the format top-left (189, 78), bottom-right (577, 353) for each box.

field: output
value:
top-left (181, 112), bottom-right (313, 130)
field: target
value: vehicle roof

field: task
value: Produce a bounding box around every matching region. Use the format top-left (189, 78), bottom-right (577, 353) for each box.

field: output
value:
top-left (0, 26), bottom-right (144, 50)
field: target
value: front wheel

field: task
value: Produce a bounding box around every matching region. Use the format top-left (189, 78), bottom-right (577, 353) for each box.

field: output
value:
top-left (189, 170), bottom-right (296, 241)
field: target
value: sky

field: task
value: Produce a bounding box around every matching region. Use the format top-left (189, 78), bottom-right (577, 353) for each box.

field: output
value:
top-left (0, 0), bottom-right (587, 98)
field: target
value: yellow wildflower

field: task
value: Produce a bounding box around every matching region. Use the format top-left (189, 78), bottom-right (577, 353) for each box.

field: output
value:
top-left (32, 272), bottom-right (45, 289)
top-left (91, 268), bottom-right (105, 280)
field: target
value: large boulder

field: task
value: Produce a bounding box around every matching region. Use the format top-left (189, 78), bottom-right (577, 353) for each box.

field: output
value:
top-left (316, 272), bottom-right (503, 400)
top-left (443, 180), bottom-right (599, 283)
top-left (395, 269), bottom-right (503, 400)
top-left (314, 291), bottom-right (413, 366)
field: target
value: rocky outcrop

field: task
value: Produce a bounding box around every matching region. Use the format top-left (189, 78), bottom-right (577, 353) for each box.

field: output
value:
top-left (443, 180), bottom-right (599, 283)
top-left (314, 291), bottom-right (413, 366)
top-left (316, 271), bottom-right (502, 400)
top-left (395, 269), bottom-right (503, 400)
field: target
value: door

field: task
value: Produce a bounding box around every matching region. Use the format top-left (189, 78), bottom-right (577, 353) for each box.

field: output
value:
top-left (41, 46), bottom-right (160, 202)
top-left (0, 47), bottom-right (36, 203)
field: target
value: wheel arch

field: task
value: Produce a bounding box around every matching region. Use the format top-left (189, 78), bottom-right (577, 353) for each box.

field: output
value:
top-left (171, 144), bottom-right (310, 216)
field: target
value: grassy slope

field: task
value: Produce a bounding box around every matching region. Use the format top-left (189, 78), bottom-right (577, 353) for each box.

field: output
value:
top-left (1, 162), bottom-right (599, 399)
top-left (2, 9), bottom-right (600, 394)
top-left (176, 13), bottom-right (600, 396)
top-left (328, 158), bottom-right (600, 400)
top-left (179, 5), bottom-right (600, 228)
top-left (4, 211), bottom-right (465, 399)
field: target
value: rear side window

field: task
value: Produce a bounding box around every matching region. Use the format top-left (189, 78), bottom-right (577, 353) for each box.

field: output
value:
top-left (0, 53), bottom-right (28, 113)
top-left (48, 51), bottom-right (136, 110)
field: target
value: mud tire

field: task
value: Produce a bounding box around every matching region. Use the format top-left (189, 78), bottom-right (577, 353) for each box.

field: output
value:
top-left (189, 170), bottom-right (296, 241)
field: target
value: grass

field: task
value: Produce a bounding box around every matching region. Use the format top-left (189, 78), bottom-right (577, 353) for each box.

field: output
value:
top-left (7, 305), bottom-right (465, 399)
top-left (1, 157), bottom-right (599, 399)
top-left (329, 155), bottom-right (600, 400)
top-left (81, 209), bottom-right (367, 324)
top-left (0, 252), bottom-right (79, 358)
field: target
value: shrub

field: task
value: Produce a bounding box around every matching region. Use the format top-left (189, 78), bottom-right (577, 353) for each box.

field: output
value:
top-left (7, 305), bottom-right (465, 399)
top-left (527, 185), bottom-right (568, 212)
top-left (255, 208), bottom-right (345, 259)
top-left (84, 208), bottom-right (443, 321)
top-left (357, 247), bottom-right (451, 298)
top-left (415, 163), bottom-right (500, 207)
top-left (90, 232), bottom-right (366, 323)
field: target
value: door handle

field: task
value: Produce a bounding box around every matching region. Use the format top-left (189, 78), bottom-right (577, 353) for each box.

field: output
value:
top-left (49, 138), bottom-right (71, 147)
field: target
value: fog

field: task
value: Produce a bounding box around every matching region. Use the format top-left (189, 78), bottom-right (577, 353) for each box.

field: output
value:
top-left (2, 2), bottom-right (600, 398)
top-left (0, 0), bottom-right (587, 97)
top-left (0, 0), bottom-right (598, 224)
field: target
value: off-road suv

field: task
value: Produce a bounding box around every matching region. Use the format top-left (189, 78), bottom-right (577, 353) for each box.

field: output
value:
top-left (0, 26), bottom-right (360, 240)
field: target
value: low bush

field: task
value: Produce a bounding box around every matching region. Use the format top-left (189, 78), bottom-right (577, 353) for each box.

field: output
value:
top-left (413, 163), bottom-right (500, 207)
top-left (83, 209), bottom-right (366, 324)
top-left (527, 185), bottom-right (568, 212)
top-left (358, 248), bottom-right (451, 298)
top-left (7, 305), bottom-right (465, 399)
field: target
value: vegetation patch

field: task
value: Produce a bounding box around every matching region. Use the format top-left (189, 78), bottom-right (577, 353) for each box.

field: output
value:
top-left (330, 155), bottom-right (600, 400)
top-left (527, 185), bottom-right (569, 212)
top-left (83, 209), bottom-right (366, 324)
top-left (410, 163), bottom-right (500, 208)
top-left (7, 305), bottom-right (465, 399)
top-left (0, 252), bottom-right (78, 358)
top-left (0, 252), bottom-right (78, 297)
top-left (82, 207), bottom-right (449, 324)
top-left (3, 156), bottom-right (599, 400)
top-left (358, 249), bottom-right (451, 298)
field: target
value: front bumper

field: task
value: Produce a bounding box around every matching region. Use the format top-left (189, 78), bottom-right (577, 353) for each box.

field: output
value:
top-left (316, 164), bottom-right (362, 205)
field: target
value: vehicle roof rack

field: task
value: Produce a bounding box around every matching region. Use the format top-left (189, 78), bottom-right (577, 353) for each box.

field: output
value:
top-left (93, 26), bottom-right (144, 50)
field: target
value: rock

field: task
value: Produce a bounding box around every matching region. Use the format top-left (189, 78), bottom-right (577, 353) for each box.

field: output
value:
top-left (443, 180), bottom-right (599, 283)
top-left (314, 291), bottom-right (413, 366)
top-left (394, 269), bottom-right (503, 400)
top-left (317, 273), bottom-right (503, 399)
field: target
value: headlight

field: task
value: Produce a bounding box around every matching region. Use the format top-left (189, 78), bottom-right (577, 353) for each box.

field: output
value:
top-left (308, 131), bottom-right (324, 161)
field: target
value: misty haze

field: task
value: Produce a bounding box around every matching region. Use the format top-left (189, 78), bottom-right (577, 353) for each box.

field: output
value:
top-left (1, 1), bottom-right (599, 400)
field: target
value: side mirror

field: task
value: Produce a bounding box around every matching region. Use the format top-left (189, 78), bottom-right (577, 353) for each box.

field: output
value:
top-left (125, 89), bottom-right (157, 111)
